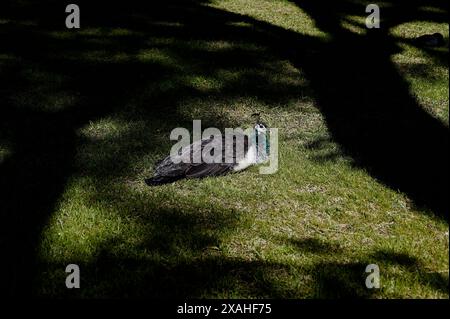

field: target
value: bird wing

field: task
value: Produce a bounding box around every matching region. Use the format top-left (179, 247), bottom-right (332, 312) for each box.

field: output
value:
top-left (185, 135), bottom-right (234, 178)
top-left (152, 132), bottom-right (250, 180)
top-left (185, 162), bottom-right (233, 178)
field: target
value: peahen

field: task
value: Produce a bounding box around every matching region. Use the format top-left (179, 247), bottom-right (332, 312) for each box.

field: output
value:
top-left (145, 120), bottom-right (270, 186)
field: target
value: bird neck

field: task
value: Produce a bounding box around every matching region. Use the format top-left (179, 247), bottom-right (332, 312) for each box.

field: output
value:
top-left (251, 128), bottom-right (269, 164)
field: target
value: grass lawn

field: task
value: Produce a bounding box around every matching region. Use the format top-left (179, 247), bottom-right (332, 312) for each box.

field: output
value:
top-left (0, 0), bottom-right (448, 298)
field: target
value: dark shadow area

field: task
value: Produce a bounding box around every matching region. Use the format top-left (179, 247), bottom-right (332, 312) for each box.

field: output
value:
top-left (304, 136), bottom-right (351, 164)
top-left (0, 0), bottom-right (311, 297)
top-left (33, 204), bottom-right (280, 298)
top-left (36, 256), bottom-right (296, 298)
top-left (289, 0), bottom-right (448, 219)
top-left (372, 250), bottom-right (449, 294)
top-left (0, 0), bottom-right (448, 298)
top-left (296, 247), bottom-right (446, 298)
top-left (312, 262), bottom-right (376, 298)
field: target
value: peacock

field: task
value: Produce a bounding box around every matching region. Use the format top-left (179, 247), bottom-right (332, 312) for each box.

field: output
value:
top-left (145, 118), bottom-right (270, 186)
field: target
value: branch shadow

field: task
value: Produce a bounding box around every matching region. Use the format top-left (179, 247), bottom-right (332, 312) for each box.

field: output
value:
top-left (288, 0), bottom-right (449, 219)
top-left (0, 0), bottom-right (447, 298)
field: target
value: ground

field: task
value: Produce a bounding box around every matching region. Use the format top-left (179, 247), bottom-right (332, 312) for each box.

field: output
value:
top-left (0, 0), bottom-right (448, 298)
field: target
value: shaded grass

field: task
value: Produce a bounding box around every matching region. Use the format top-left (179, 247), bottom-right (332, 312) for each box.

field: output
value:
top-left (0, 0), bottom-right (448, 298)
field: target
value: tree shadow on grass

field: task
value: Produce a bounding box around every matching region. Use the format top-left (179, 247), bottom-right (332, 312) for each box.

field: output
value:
top-left (282, 237), bottom-right (344, 255)
top-left (37, 256), bottom-right (297, 298)
top-left (0, 0), bottom-right (313, 296)
top-left (289, 0), bottom-right (448, 219)
top-left (372, 250), bottom-right (449, 295)
top-left (281, 240), bottom-right (447, 298)
top-left (33, 197), bottom-right (294, 298)
top-left (34, 230), bottom-right (448, 298)
top-left (0, 0), bottom-right (448, 298)
top-left (0, 1), bottom-right (270, 295)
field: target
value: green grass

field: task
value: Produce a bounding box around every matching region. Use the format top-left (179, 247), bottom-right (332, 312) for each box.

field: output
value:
top-left (1, 0), bottom-right (448, 298)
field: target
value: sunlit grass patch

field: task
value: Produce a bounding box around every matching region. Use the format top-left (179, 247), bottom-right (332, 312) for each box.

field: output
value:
top-left (209, 0), bottom-right (328, 38)
top-left (341, 15), bottom-right (367, 35)
top-left (390, 21), bottom-right (449, 40)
